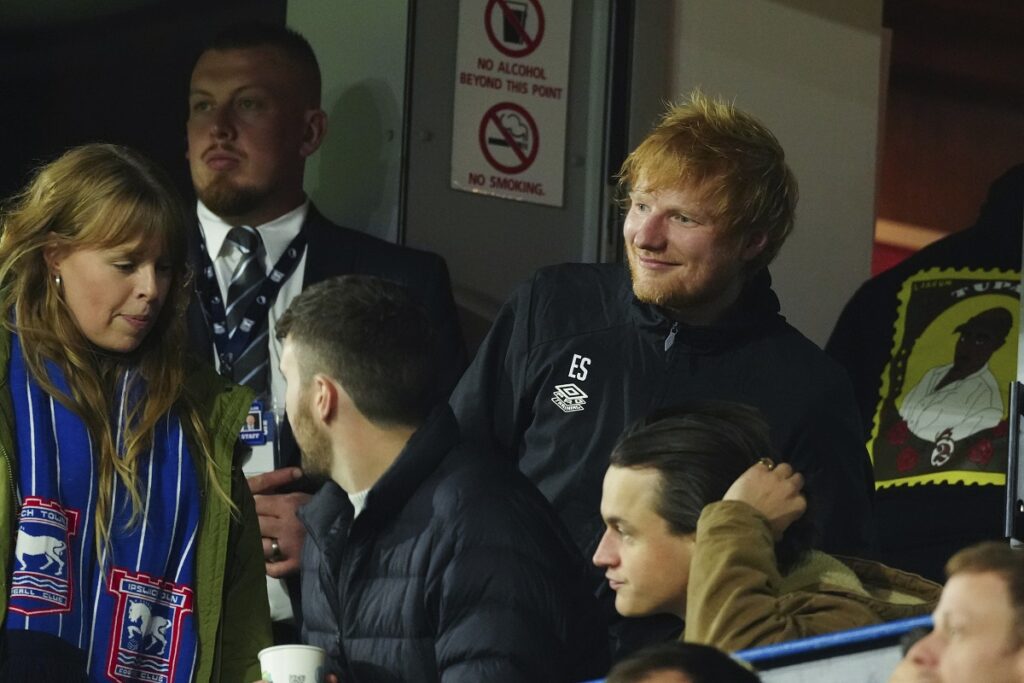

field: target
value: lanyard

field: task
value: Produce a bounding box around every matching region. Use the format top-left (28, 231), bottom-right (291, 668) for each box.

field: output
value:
top-left (195, 229), bottom-right (308, 374)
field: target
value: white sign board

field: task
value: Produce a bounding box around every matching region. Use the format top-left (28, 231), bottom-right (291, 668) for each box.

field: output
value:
top-left (450, 0), bottom-right (573, 207)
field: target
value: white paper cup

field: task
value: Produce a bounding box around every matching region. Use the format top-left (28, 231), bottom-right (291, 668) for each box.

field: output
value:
top-left (258, 644), bottom-right (326, 683)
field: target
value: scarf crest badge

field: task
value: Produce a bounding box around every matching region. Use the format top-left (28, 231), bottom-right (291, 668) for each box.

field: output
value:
top-left (105, 569), bottom-right (194, 683)
top-left (10, 496), bottom-right (81, 615)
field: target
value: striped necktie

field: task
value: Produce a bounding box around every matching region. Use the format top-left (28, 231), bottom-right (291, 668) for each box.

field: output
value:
top-left (225, 226), bottom-right (269, 395)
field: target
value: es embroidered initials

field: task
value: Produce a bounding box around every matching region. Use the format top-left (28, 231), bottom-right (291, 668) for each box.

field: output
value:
top-left (552, 354), bottom-right (592, 413)
top-left (569, 354), bottom-right (590, 381)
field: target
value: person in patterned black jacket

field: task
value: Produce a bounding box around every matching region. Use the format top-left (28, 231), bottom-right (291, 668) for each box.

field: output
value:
top-left (827, 164), bottom-right (1024, 582)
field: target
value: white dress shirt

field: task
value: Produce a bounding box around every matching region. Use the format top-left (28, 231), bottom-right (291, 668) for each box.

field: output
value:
top-left (197, 200), bottom-right (310, 475)
top-left (197, 199), bottom-right (311, 622)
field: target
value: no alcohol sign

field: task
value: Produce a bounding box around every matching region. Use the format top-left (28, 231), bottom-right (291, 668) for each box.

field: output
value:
top-left (451, 0), bottom-right (572, 206)
top-left (485, 0), bottom-right (545, 58)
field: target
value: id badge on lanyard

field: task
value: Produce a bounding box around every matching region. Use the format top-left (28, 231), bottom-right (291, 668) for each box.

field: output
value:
top-left (238, 398), bottom-right (282, 475)
top-left (240, 399), bottom-right (272, 447)
top-left (197, 229), bottom-right (306, 472)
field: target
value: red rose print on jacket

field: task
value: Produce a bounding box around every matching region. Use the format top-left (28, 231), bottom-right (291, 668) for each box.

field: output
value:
top-left (896, 446), bottom-right (919, 473)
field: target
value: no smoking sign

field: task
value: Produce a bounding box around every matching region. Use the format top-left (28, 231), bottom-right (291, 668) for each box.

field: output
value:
top-left (479, 102), bottom-right (539, 174)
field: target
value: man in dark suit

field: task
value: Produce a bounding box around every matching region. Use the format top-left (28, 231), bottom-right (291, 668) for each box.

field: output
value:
top-left (184, 22), bottom-right (465, 637)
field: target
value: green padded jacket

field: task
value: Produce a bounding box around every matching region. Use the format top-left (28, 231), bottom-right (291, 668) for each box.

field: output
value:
top-left (0, 330), bottom-right (271, 681)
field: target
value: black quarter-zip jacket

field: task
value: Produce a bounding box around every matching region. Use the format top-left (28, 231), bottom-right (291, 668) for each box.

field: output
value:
top-left (452, 263), bottom-right (876, 576)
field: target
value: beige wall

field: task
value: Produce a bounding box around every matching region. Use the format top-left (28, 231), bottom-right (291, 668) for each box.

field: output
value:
top-left (662, 0), bottom-right (883, 345)
top-left (288, 0), bottom-right (409, 242)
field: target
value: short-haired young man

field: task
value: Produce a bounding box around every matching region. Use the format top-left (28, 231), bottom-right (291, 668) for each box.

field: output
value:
top-left (592, 401), bottom-right (938, 652)
top-left (889, 542), bottom-right (1024, 683)
top-left (276, 275), bottom-right (607, 682)
top-left (451, 93), bottom-right (877, 610)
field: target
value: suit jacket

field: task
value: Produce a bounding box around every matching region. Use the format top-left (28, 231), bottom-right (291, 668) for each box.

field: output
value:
top-left (187, 204), bottom-right (468, 469)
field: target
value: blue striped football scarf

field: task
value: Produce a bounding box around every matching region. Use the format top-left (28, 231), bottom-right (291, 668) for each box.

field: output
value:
top-left (6, 334), bottom-right (201, 683)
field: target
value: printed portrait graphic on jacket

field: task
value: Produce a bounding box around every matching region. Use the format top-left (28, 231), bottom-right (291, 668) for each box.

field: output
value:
top-left (873, 271), bottom-right (1019, 487)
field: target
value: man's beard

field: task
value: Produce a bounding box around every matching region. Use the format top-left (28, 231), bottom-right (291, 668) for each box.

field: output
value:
top-left (196, 176), bottom-right (270, 220)
top-left (626, 251), bottom-right (687, 309)
top-left (628, 258), bottom-right (673, 307)
top-left (626, 248), bottom-right (738, 316)
top-left (292, 401), bottom-right (333, 479)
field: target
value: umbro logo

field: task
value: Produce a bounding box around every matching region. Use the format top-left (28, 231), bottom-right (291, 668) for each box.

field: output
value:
top-left (551, 383), bottom-right (588, 413)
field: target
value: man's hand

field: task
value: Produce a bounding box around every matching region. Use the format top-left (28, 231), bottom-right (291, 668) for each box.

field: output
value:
top-left (247, 467), bottom-right (312, 578)
top-left (723, 460), bottom-right (806, 539)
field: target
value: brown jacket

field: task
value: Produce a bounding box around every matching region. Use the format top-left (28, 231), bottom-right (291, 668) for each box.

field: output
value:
top-left (684, 501), bottom-right (940, 652)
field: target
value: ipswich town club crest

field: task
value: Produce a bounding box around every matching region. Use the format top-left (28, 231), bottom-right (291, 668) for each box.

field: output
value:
top-left (106, 569), bottom-right (194, 683)
top-left (9, 496), bottom-right (80, 616)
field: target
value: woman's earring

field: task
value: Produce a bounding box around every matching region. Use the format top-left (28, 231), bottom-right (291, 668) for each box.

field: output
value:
top-left (54, 273), bottom-right (62, 288)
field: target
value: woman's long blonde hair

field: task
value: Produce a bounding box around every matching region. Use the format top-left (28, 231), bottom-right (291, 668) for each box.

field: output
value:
top-left (0, 143), bottom-right (232, 559)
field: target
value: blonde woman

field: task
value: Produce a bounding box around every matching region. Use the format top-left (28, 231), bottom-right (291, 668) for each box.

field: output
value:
top-left (0, 144), bottom-right (270, 681)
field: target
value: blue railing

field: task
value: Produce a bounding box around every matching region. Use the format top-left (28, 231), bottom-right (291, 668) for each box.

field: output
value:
top-left (735, 614), bottom-right (933, 664)
top-left (578, 614), bottom-right (934, 682)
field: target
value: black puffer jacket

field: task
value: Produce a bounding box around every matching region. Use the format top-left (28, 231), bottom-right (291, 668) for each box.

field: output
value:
top-left (298, 407), bottom-right (609, 682)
